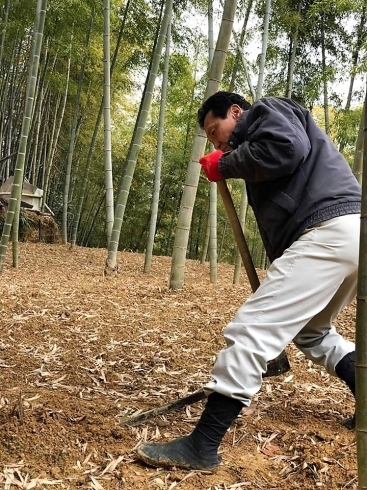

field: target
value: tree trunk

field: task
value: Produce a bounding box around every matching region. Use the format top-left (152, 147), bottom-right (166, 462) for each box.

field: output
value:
top-left (339, 0), bottom-right (366, 155)
top-left (209, 181), bottom-right (218, 283)
top-left (0, 0), bottom-right (47, 272)
top-left (230, 27), bottom-right (255, 101)
top-left (355, 81), bottom-right (367, 489)
top-left (25, 43), bottom-right (50, 180)
top-left (254, 0), bottom-right (272, 266)
top-left (229, 0), bottom-right (253, 93)
top-left (43, 48), bottom-right (70, 211)
top-left (29, 85), bottom-right (44, 186)
top-left (208, 0), bottom-right (218, 283)
top-left (144, 19), bottom-right (171, 273)
top-left (41, 94), bottom-right (59, 209)
top-left (70, 0), bottom-right (130, 248)
top-left (201, 212), bottom-right (210, 264)
top-left (105, 0), bottom-right (171, 274)
top-left (256, 0), bottom-right (271, 99)
top-left (353, 106), bottom-right (365, 185)
top-left (62, 10), bottom-right (94, 244)
top-left (103, 0), bottom-right (114, 246)
top-left (321, 16), bottom-right (330, 135)
top-left (0, 36), bottom-right (28, 180)
top-left (169, 0), bottom-right (237, 289)
top-left (0, 0), bottom-right (10, 66)
top-left (286, 0), bottom-right (302, 98)
top-left (345, 0), bottom-right (366, 112)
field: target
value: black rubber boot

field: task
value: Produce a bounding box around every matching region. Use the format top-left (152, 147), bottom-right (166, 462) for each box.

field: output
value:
top-left (136, 392), bottom-right (243, 470)
top-left (335, 351), bottom-right (355, 429)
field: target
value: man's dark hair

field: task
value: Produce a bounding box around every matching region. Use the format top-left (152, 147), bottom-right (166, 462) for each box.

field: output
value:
top-left (197, 91), bottom-right (252, 128)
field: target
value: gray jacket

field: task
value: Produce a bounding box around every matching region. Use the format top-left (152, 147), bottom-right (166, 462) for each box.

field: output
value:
top-left (218, 97), bottom-right (361, 262)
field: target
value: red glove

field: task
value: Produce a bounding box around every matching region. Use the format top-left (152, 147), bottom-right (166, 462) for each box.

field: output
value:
top-left (199, 150), bottom-right (224, 181)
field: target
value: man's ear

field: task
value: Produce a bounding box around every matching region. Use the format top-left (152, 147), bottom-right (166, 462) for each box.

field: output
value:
top-left (229, 104), bottom-right (242, 121)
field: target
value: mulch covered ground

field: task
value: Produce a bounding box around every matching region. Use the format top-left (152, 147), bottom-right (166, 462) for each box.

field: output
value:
top-left (0, 243), bottom-right (357, 489)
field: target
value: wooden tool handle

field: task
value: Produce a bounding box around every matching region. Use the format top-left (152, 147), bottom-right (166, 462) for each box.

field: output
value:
top-left (216, 180), bottom-right (260, 292)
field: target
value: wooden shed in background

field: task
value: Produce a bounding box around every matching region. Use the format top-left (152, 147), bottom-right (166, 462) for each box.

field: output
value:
top-left (0, 177), bottom-right (59, 243)
top-left (0, 176), bottom-right (54, 215)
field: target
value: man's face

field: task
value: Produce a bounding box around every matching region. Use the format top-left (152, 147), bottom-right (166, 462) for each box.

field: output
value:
top-left (203, 104), bottom-right (242, 152)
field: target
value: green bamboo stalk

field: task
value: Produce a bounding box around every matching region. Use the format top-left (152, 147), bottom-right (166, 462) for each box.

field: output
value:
top-left (208, 0), bottom-right (218, 284)
top-left (201, 207), bottom-right (210, 264)
top-left (253, 0), bottom-right (272, 268)
top-left (62, 11), bottom-right (94, 245)
top-left (144, 19), bottom-right (171, 273)
top-left (103, 0), bottom-right (114, 245)
top-left (356, 83), bottom-right (367, 490)
top-left (286, 0), bottom-right (302, 98)
top-left (105, 0), bottom-right (172, 273)
top-left (256, 0), bottom-right (271, 99)
top-left (231, 28), bottom-right (256, 102)
top-left (353, 106), bottom-right (365, 185)
top-left (320, 16), bottom-right (330, 135)
top-left (0, 0), bottom-right (47, 272)
top-left (169, 0), bottom-right (237, 289)
top-left (0, 0), bottom-right (10, 66)
top-left (228, 0), bottom-right (254, 95)
top-left (70, 0), bottom-right (129, 248)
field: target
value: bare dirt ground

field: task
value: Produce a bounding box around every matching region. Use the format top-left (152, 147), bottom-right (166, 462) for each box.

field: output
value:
top-left (0, 243), bottom-right (357, 490)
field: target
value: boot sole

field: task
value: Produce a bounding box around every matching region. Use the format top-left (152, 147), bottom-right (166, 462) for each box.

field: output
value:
top-left (136, 446), bottom-right (220, 472)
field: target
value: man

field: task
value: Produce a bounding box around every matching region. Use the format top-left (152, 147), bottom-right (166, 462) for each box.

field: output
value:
top-left (136, 92), bottom-right (360, 471)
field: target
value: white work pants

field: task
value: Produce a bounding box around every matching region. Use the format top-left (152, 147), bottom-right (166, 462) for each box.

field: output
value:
top-left (206, 214), bottom-right (359, 405)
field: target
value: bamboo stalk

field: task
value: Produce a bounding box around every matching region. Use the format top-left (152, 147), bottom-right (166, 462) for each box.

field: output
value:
top-left (356, 82), bottom-right (367, 490)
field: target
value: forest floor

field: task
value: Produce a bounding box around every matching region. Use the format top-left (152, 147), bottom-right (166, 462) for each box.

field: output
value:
top-left (0, 243), bottom-right (358, 490)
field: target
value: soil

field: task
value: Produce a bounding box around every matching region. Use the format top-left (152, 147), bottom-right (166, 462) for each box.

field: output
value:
top-left (0, 243), bottom-right (358, 490)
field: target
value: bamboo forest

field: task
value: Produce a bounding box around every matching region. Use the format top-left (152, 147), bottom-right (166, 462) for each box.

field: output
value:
top-left (0, 0), bottom-right (365, 269)
top-left (0, 1), bottom-right (366, 489)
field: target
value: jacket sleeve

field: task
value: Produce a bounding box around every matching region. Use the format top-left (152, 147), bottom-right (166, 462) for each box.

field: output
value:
top-left (218, 99), bottom-right (312, 182)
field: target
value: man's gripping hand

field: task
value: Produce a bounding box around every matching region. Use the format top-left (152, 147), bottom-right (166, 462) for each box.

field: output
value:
top-left (199, 150), bottom-right (223, 182)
